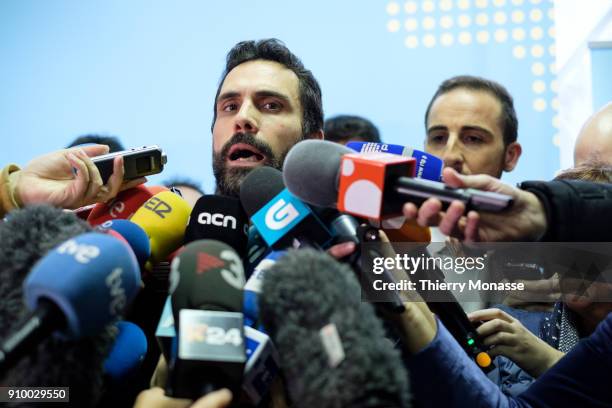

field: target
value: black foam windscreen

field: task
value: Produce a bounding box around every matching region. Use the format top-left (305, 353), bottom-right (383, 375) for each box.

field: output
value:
top-left (282, 140), bottom-right (352, 208)
top-left (259, 249), bottom-right (411, 408)
top-left (184, 195), bottom-right (249, 257)
top-left (0, 205), bottom-right (116, 407)
top-left (239, 166), bottom-right (286, 217)
top-left (169, 239), bottom-right (245, 329)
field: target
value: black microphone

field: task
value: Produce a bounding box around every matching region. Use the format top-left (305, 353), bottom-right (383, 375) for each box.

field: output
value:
top-left (282, 140), bottom-right (513, 220)
top-left (185, 195), bottom-right (249, 257)
top-left (239, 166), bottom-right (333, 250)
top-left (259, 249), bottom-right (411, 408)
top-left (167, 239), bottom-right (246, 400)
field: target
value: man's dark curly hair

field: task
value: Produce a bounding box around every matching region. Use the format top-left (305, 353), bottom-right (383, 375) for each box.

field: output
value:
top-left (211, 38), bottom-right (323, 138)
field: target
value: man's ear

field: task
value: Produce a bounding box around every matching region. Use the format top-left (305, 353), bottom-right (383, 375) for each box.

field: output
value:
top-left (307, 129), bottom-right (324, 140)
top-left (503, 142), bottom-right (522, 172)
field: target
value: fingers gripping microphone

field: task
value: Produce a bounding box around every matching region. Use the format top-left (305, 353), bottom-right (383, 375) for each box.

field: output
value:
top-left (283, 140), bottom-right (513, 220)
top-left (260, 249), bottom-right (411, 408)
top-left (184, 195), bottom-right (249, 257)
top-left (347, 141), bottom-right (444, 181)
top-left (130, 191), bottom-right (192, 267)
top-left (167, 239), bottom-right (246, 399)
top-left (240, 166), bottom-right (333, 250)
top-left (0, 232), bottom-right (141, 373)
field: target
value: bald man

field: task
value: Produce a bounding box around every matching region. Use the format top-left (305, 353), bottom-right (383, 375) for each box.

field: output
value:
top-left (574, 102), bottom-right (612, 165)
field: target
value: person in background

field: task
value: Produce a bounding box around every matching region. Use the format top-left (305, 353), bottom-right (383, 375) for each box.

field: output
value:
top-left (422, 75), bottom-right (529, 312)
top-left (163, 177), bottom-right (204, 207)
top-left (67, 134), bottom-right (125, 153)
top-left (469, 160), bottom-right (612, 396)
top-left (573, 102), bottom-right (612, 166)
top-left (211, 38), bottom-right (324, 198)
top-left (323, 114), bottom-right (381, 145)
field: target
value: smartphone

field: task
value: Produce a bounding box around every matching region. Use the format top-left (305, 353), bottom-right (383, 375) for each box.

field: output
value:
top-left (92, 145), bottom-right (167, 183)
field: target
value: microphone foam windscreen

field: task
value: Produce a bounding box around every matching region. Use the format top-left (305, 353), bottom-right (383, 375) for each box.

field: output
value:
top-left (260, 249), bottom-right (411, 408)
top-left (169, 239), bottom-right (245, 328)
top-left (282, 140), bottom-right (352, 208)
top-left (0, 205), bottom-right (116, 407)
top-left (103, 321), bottom-right (148, 380)
top-left (239, 166), bottom-right (286, 217)
top-left (130, 191), bottom-right (192, 263)
top-left (96, 219), bottom-right (151, 266)
top-left (185, 195), bottom-right (249, 257)
top-left (25, 232), bottom-right (141, 338)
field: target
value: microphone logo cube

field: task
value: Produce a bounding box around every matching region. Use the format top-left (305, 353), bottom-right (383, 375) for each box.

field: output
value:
top-left (251, 189), bottom-right (310, 247)
top-left (338, 153), bottom-right (416, 219)
top-left (178, 310), bottom-right (245, 361)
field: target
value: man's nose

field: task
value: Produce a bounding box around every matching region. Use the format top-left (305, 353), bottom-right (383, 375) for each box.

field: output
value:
top-left (441, 135), bottom-right (464, 172)
top-left (234, 102), bottom-right (259, 134)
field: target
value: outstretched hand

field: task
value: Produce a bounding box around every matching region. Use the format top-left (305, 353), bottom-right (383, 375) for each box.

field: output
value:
top-left (10, 145), bottom-right (145, 209)
top-left (403, 168), bottom-right (547, 242)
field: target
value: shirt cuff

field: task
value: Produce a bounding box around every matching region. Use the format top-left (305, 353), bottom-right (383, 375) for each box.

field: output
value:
top-left (0, 164), bottom-right (21, 218)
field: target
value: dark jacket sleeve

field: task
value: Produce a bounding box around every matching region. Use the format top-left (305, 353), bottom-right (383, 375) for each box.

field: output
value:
top-left (407, 313), bottom-right (612, 408)
top-left (519, 180), bottom-right (612, 241)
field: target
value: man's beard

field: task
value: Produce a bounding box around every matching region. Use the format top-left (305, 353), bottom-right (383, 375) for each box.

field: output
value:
top-left (213, 132), bottom-right (291, 197)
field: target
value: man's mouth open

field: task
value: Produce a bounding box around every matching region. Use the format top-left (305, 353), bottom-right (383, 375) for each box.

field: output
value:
top-left (226, 143), bottom-right (267, 167)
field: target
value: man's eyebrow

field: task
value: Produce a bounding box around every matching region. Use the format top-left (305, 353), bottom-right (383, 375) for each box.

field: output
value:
top-left (216, 91), bottom-right (239, 104)
top-left (427, 125), bottom-right (448, 133)
top-left (216, 90), bottom-right (293, 108)
top-left (461, 125), bottom-right (495, 138)
top-left (253, 90), bottom-right (292, 104)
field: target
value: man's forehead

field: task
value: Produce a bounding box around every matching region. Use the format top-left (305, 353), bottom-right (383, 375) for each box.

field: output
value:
top-left (428, 88), bottom-right (503, 133)
top-left (219, 59), bottom-right (300, 100)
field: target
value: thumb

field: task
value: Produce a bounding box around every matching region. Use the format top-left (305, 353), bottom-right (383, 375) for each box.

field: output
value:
top-left (442, 167), bottom-right (500, 192)
top-left (77, 144), bottom-right (110, 158)
top-left (191, 389), bottom-right (232, 408)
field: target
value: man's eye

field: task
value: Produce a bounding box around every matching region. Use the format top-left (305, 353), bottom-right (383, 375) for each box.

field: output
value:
top-left (262, 101), bottom-right (282, 111)
top-left (221, 103), bottom-right (238, 112)
top-left (428, 135), bottom-right (446, 145)
top-left (464, 135), bottom-right (484, 144)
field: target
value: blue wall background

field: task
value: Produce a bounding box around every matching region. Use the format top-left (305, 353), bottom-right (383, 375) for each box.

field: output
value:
top-left (0, 0), bottom-right (558, 192)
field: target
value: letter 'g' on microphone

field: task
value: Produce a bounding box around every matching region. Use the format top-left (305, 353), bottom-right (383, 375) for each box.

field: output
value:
top-left (130, 191), bottom-right (192, 265)
top-left (240, 166), bottom-right (332, 250)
